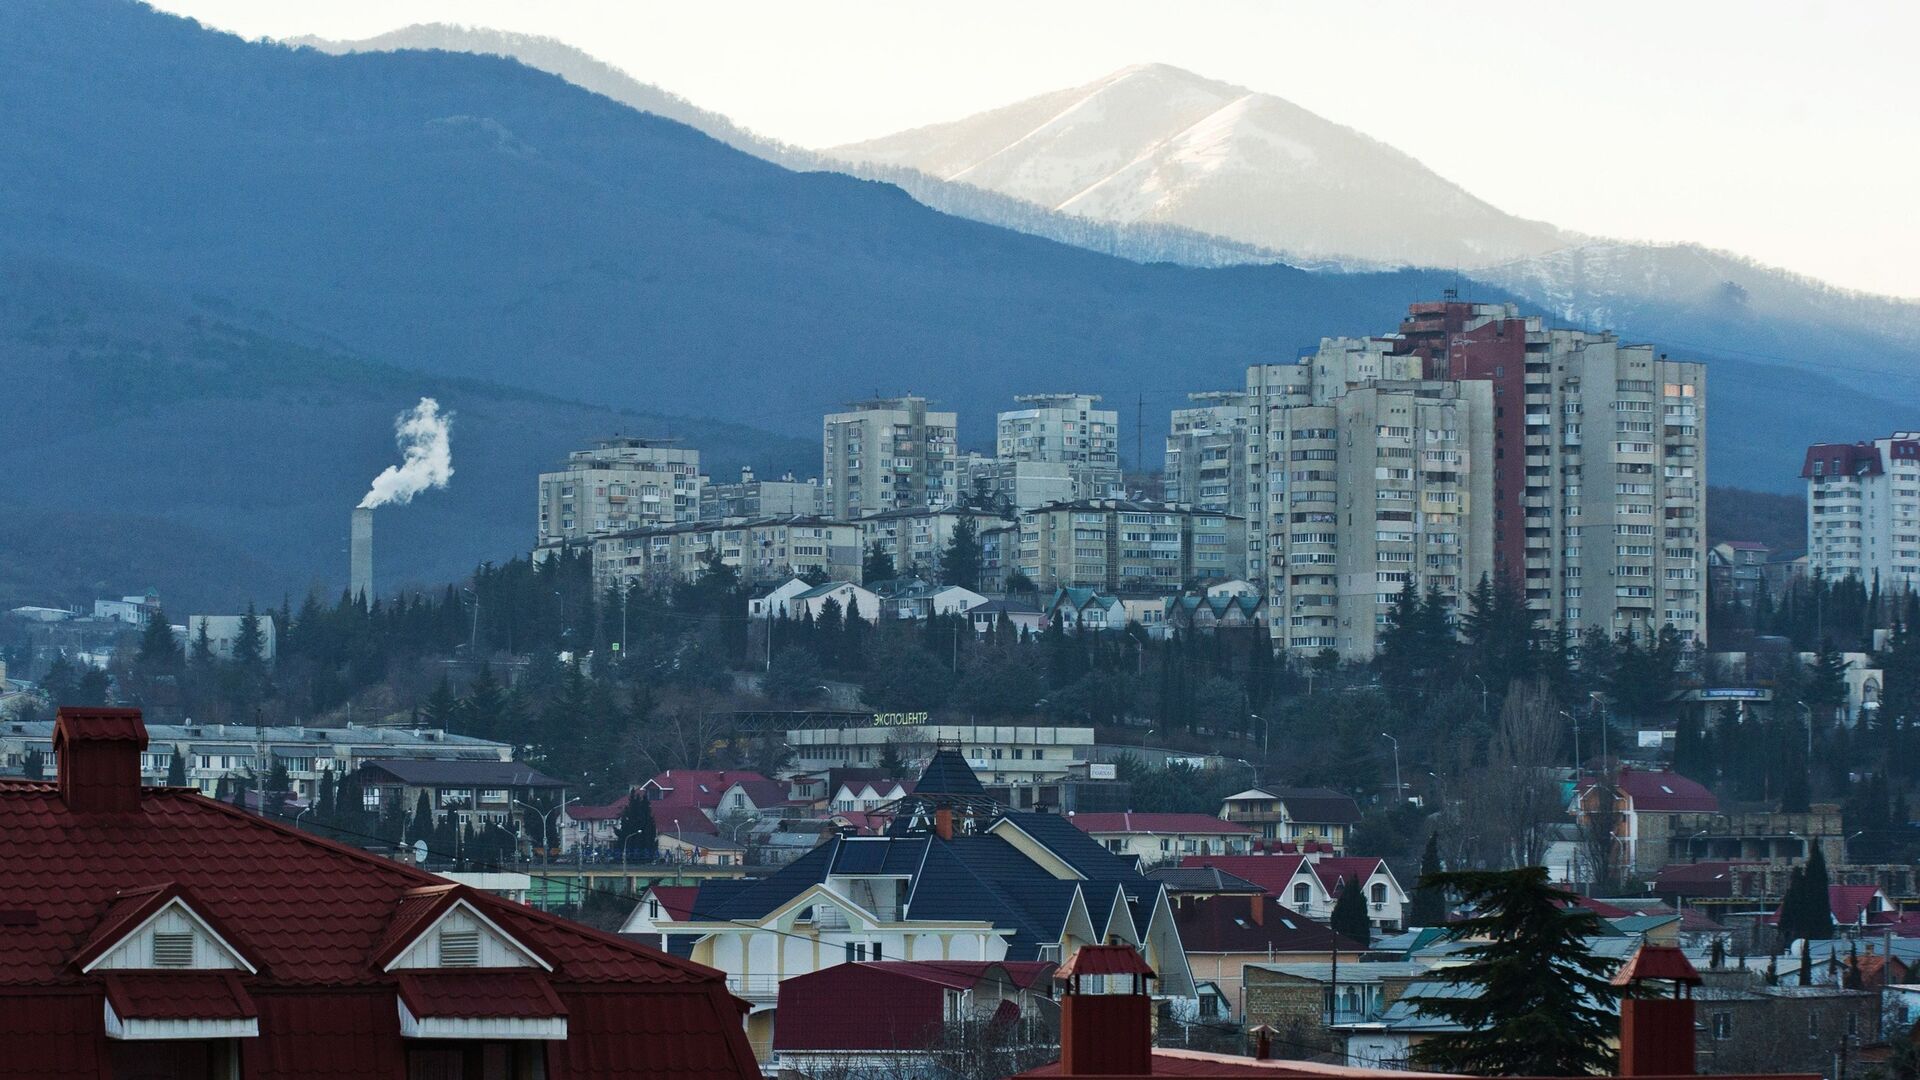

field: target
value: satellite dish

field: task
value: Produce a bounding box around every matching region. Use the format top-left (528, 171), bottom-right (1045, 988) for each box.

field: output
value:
top-left (413, 839), bottom-right (428, 862)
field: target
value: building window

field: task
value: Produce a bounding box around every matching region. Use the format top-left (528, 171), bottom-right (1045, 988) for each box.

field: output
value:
top-left (1371, 883), bottom-right (1387, 905)
top-left (1293, 883), bottom-right (1310, 905)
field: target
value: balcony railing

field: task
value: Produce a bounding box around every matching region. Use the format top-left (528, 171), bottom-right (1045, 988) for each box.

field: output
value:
top-left (726, 974), bottom-right (781, 1001)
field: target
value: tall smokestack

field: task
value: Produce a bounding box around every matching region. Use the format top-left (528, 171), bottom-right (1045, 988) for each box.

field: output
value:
top-left (351, 507), bottom-right (374, 604)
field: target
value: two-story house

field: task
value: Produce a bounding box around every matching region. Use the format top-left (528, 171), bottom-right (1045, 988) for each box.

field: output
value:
top-left (1179, 852), bottom-right (1410, 931)
top-left (666, 751), bottom-right (1196, 1062)
top-left (1068, 812), bottom-right (1254, 865)
top-left (1218, 787), bottom-right (1361, 850)
top-left (355, 759), bottom-right (567, 835)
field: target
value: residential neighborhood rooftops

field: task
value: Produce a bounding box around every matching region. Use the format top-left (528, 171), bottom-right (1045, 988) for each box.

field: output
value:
top-left (1146, 866), bottom-right (1268, 894)
top-left (1173, 895), bottom-right (1363, 955)
top-left (1070, 812), bottom-right (1255, 836)
top-left (355, 758), bottom-right (566, 788)
top-left (1224, 786), bottom-right (1363, 824)
top-left (1603, 767), bottom-right (1719, 812)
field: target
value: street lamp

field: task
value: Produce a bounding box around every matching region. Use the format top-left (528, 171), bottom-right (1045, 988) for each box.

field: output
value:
top-left (1251, 713), bottom-right (1271, 758)
top-left (514, 796), bottom-right (580, 864)
top-left (1470, 675), bottom-right (1489, 719)
top-left (1558, 710), bottom-right (1581, 772)
top-left (1379, 733), bottom-right (1402, 802)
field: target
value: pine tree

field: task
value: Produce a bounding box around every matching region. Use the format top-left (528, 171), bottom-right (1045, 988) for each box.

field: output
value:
top-left (166, 749), bottom-right (187, 786)
top-left (422, 675), bottom-right (459, 731)
top-left (234, 603), bottom-right (266, 669)
top-left (137, 608), bottom-right (183, 670)
top-left (616, 794), bottom-right (656, 863)
top-left (1803, 844), bottom-right (1834, 939)
top-left (861, 542), bottom-right (894, 586)
top-left (1411, 832), bottom-right (1447, 927)
top-left (938, 516), bottom-right (983, 591)
top-left (1330, 881), bottom-right (1372, 945)
top-left (317, 768), bottom-right (336, 822)
top-left (190, 622), bottom-right (216, 667)
top-left (461, 665), bottom-right (506, 740)
top-left (407, 792), bottom-right (435, 847)
top-left (22, 748), bottom-right (44, 780)
top-left (1409, 868), bottom-right (1622, 1077)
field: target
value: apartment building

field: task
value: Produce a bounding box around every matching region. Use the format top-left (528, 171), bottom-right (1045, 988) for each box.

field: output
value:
top-left (1391, 300), bottom-right (1709, 642)
top-left (1014, 499), bottom-right (1244, 593)
top-left (823, 397), bottom-right (958, 519)
top-left (992, 393), bottom-right (1123, 504)
top-left (855, 504), bottom-right (1014, 580)
top-left (537, 436), bottom-right (701, 546)
top-left (1802, 435), bottom-right (1920, 592)
top-left (0, 718), bottom-right (512, 800)
top-left (1242, 337), bottom-right (1496, 658)
top-left (1165, 391), bottom-right (1259, 579)
top-left (699, 465), bottom-right (825, 521)
top-left (588, 516), bottom-right (863, 592)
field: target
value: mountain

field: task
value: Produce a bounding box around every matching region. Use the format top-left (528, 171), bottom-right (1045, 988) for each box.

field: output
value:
top-left (0, 2), bottom-right (1481, 448)
top-left (0, 255), bottom-right (812, 611)
top-left (0, 2), bottom-right (1899, 611)
top-left (293, 24), bottom-right (1288, 269)
top-left (291, 28), bottom-right (1920, 407)
top-left (830, 64), bottom-right (1571, 270)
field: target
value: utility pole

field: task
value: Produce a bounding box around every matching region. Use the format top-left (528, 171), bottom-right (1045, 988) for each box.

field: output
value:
top-left (1135, 393), bottom-right (1144, 494)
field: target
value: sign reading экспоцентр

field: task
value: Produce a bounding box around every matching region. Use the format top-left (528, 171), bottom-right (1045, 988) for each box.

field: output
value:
top-left (871, 712), bottom-right (931, 727)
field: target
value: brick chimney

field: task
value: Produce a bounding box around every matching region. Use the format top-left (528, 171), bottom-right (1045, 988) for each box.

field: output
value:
top-left (1249, 892), bottom-right (1264, 925)
top-left (53, 707), bottom-right (148, 813)
top-left (1055, 945), bottom-right (1155, 1076)
top-left (933, 806), bottom-right (954, 841)
top-left (1614, 944), bottom-right (1702, 1076)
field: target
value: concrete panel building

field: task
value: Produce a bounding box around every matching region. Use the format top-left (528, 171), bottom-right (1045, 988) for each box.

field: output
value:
top-left (1013, 499), bottom-right (1244, 594)
top-left (1164, 392), bottom-right (1258, 579)
top-left (1241, 337), bottom-right (1496, 659)
top-left (588, 517), bottom-right (863, 593)
top-left (1801, 434), bottom-right (1920, 592)
top-left (993, 393), bottom-right (1122, 504)
top-left (537, 436), bottom-right (701, 546)
top-left (855, 504), bottom-right (1016, 581)
top-left (1391, 300), bottom-right (1708, 643)
top-left (823, 397), bottom-right (958, 519)
top-left (699, 466), bottom-right (825, 521)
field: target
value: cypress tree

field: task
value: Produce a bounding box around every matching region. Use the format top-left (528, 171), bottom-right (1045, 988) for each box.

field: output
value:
top-left (1409, 868), bottom-right (1621, 1076)
top-left (1330, 881), bottom-right (1372, 945)
top-left (166, 749), bottom-right (187, 786)
top-left (1411, 832), bottom-right (1447, 927)
top-left (1803, 845), bottom-right (1834, 939)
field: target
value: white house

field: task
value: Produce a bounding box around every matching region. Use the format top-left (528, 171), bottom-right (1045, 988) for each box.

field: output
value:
top-left (749, 577), bottom-right (814, 619)
top-left (1068, 812), bottom-right (1255, 865)
top-left (1282, 856), bottom-right (1409, 931)
top-left (829, 778), bottom-right (910, 813)
top-left (186, 614), bottom-right (277, 662)
top-left (787, 581), bottom-right (882, 623)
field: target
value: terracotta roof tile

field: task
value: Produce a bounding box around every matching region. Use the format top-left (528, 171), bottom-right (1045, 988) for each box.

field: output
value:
top-left (102, 971), bottom-right (257, 1020)
top-left (396, 970), bottom-right (566, 1019)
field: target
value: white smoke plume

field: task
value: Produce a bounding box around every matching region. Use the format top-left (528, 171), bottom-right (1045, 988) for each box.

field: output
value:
top-left (359, 397), bottom-right (453, 509)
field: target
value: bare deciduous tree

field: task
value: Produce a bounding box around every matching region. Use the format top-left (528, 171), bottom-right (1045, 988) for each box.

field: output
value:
top-left (1485, 679), bottom-right (1565, 869)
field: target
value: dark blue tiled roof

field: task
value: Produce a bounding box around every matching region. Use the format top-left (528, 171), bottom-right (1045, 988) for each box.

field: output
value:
top-left (829, 837), bottom-right (895, 874)
top-left (913, 750), bottom-right (986, 796)
top-left (697, 840), bottom-right (839, 920)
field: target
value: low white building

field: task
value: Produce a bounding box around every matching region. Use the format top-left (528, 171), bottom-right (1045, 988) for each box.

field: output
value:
top-left (186, 614), bottom-right (277, 662)
top-left (785, 722), bottom-right (1092, 788)
top-left (1069, 812), bottom-right (1255, 865)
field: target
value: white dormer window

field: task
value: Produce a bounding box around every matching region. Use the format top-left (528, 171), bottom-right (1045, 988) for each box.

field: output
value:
top-left (83, 896), bottom-right (255, 975)
top-left (385, 899), bottom-right (548, 972)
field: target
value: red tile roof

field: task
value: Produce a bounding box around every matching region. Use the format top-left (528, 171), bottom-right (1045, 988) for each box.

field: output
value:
top-left (1569, 895), bottom-right (1635, 919)
top-left (1056, 944), bottom-right (1154, 979)
top-left (1612, 944), bottom-right (1702, 986)
top-left (1828, 885), bottom-right (1886, 925)
top-left (0, 781), bottom-right (718, 988)
top-left (1178, 854), bottom-right (1307, 897)
top-left (1611, 767), bottom-right (1718, 812)
top-left (1070, 812), bottom-right (1255, 836)
top-left (53, 708), bottom-right (147, 745)
top-left (396, 971), bottom-right (567, 1019)
top-left (1307, 857), bottom-right (1389, 895)
top-left (1173, 895), bottom-right (1361, 955)
top-left (101, 971), bottom-right (256, 1020)
top-left (645, 886), bottom-right (700, 922)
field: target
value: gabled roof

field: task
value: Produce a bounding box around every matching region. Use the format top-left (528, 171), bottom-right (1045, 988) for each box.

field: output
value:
top-left (643, 886), bottom-right (700, 923)
top-left (1829, 885), bottom-right (1887, 925)
top-left (1056, 943), bottom-right (1153, 979)
top-left (1179, 855), bottom-right (1306, 897)
top-left (1146, 867), bottom-right (1267, 894)
top-left (1069, 812), bottom-right (1254, 836)
top-left (1307, 857), bottom-right (1392, 896)
top-left (71, 881), bottom-right (258, 974)
top-left (396, 970), bottom-right (567, 1019)
top-left (1173, 895), bottom-right (1363, 955)
top-left (1607, 767), bottom-right (1718, 813)
top-left (0, 780), bottom-right (719, 989)
top-left (794, 581), bottom-right (864, 600)
top-left (369, 884), bottom-right (554, 972)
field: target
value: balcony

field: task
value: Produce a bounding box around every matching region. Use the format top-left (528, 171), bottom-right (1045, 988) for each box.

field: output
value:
top-left (726, 974), bottom-right (781, 1002)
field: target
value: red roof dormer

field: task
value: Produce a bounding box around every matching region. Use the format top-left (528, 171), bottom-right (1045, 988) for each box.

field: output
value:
top-left (53, 707), bottom-right (147, 813)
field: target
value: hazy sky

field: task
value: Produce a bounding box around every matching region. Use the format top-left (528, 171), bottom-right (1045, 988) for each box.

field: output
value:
top-left (154, 1), bottom-right (1920, 298)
